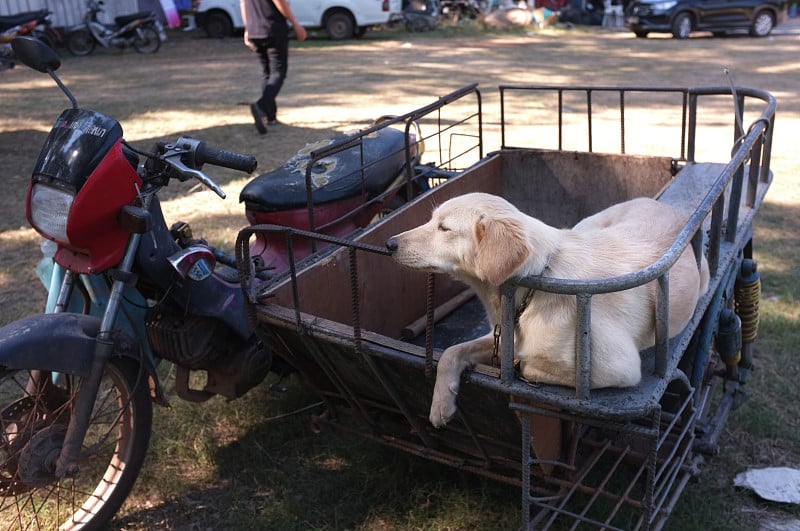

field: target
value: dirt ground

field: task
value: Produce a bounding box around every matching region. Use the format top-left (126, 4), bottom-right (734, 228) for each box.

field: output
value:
top-left (1, 16), bottom-right (799, 530)
top-left (3, 20), bottom-right (800, 298)
top-left (3, 20), bottom-right (799, 318)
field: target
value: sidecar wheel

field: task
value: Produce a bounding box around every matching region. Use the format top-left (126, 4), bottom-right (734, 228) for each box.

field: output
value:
top-left (0, 358), bottom-right (152, 529)
top-left (133, 26), bottom-right (161, 54)
top-left (66, 29), bottom-right (96, 56)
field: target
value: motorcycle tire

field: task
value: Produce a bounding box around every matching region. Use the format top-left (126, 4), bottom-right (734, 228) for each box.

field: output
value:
top-left (66, 29), bottom-right (96, 56)
top-left (133, 26), bottom-right (161, 54)
top-left (31, 29), bottom-right (57, 50)
top-left (0, 357), bottom-right (153, 530)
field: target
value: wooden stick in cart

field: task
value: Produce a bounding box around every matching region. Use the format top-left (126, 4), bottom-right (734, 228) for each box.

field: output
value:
top-left (401, 289), bottom-right (475, 340)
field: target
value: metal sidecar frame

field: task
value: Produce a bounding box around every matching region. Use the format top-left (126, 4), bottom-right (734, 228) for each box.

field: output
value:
top-left (235, 83), bottom-right (775, 530)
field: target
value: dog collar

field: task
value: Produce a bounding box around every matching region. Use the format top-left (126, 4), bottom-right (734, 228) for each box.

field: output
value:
top-left (514, 253), bottom-right (552, 325)
top-left (491, 255), bottom-right (552, 368)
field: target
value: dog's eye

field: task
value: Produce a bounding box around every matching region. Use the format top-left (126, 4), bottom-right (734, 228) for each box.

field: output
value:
top-left (438, 223), bottom-right (450, 232)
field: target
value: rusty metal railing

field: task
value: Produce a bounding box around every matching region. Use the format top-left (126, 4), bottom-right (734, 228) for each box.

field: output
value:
top-left (300, 83), bottom-right (483, 255)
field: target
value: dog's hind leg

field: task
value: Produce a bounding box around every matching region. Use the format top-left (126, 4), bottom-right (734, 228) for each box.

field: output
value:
top-left (429, 334), bottom-right (494, 427)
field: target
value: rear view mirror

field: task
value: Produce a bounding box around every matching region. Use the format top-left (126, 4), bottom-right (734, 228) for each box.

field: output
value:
top-left (11, 36), bottom-right (61, 73)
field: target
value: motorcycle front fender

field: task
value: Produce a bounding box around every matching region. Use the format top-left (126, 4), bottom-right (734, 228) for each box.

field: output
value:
top-left (0, 313), bottom-right (167, 405)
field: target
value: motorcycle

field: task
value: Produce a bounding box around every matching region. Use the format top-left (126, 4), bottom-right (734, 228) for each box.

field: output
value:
top-left (30, 11), bottom-right (63, 51)
top-left (439, 0), bottom-right (488, 21)
top-left (0, 9), bottom-right (57, 71)
top-left (0, 36), bottom-right (432, 529)
top-left (65, 0), bottom-right (166, 57)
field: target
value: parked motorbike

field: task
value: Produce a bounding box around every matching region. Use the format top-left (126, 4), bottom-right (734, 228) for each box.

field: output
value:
top-left (65, 0), bottom-right (166, 57)
top-left (0, 9), bottom-right (56, 71)
top-left (401, 0), bottom-right (440, 31)
top-left (439, 0), bottom-right (488, 21)
top-left (0, 36), bottom-right (428, 529)
top-left (31, 11), bottom-right (63, 50)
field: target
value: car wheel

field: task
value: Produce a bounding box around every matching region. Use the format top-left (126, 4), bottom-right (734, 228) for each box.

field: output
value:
top-left (749, 10), bottom-right (774, 37)
top-left (671, 12), bottom-right (692, 39)
top-left (205, 11), bottom-right (233, 38)
top-left (326, 11), bottom-right (355, 40)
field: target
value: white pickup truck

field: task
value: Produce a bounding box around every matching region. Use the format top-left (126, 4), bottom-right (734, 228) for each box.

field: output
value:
top-left (195, 0), bottom-right (402, 40)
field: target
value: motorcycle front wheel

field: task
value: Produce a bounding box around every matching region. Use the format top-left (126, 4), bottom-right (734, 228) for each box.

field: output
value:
top-left (133, 26), bottom-right (161, 54)
top-left (65, 29), bottom-right (96, 56)
top-left (0, 358), bottom-right (152, 530)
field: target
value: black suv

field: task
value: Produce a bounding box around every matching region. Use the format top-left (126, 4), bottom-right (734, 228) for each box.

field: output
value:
top-left (626, 0), bottom-right (788, 38)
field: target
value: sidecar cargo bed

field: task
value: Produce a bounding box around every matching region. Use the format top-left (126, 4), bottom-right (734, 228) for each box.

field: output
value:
top-left (247, 148), bottom-right (769, 419)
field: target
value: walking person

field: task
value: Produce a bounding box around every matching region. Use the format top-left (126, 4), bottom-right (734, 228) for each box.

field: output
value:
top-left (241, 0), bottom-right (307, 134)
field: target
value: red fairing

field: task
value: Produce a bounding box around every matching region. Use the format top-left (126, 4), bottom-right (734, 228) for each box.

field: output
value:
top-left (56, 141), bottom-right (142, 273)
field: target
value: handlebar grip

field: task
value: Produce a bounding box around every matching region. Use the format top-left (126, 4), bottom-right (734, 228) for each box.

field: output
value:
top-left (195, 142), bottom-right (257, 173)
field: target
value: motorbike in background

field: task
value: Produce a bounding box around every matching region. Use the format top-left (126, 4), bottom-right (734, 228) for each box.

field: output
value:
top-left (439, 0), bottom-right (488, 21)
top-left (0, 9), bottom-right (57, 71)
top-left (65, 0), bottom-right (166, 56)
top-left (0, 36), bottom-right (428, 529)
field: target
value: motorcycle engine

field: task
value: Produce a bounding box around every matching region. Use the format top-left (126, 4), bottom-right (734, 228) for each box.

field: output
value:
top-left (145, 308), bottom-right (271, 401)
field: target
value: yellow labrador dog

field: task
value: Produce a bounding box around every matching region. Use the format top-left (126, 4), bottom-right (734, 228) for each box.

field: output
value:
top-left (387, 192), bottom-right (709, 428)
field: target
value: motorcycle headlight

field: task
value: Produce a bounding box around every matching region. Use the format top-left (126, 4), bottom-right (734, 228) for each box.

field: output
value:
top-left (30, 183), bottom-right (74, 242)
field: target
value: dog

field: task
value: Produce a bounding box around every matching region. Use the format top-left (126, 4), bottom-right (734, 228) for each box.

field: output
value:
top-left (386, 193), bottom-right (709, 428)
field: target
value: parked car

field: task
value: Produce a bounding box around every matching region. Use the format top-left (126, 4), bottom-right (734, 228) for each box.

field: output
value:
top-left (625, 0), bottom-right (788, 38)
top-left (195, 0), bottom-right (402, 39)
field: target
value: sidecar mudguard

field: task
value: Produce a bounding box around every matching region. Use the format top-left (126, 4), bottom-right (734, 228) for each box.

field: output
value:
top-left (0, 313), bottom-right (167, 405)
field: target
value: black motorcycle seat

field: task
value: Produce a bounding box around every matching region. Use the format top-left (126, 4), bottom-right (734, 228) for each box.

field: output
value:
top-left (0, 10), bottom-right (48, 31)
top-left (115, 12), bottom-right (152, 27)
top-left (240, 127), bottom-right (408, 212)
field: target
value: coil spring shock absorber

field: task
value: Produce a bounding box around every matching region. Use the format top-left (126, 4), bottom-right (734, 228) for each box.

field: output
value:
top-left (734, 258), bottom-right (760, 384)
top-left (716, 308), bottom-right (741, 382)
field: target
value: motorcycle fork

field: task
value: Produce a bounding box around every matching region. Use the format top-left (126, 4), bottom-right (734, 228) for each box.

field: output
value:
top-left (54, 228), bottom-right (145, 478)
top-left (23, 266), bottom-right (79, 417)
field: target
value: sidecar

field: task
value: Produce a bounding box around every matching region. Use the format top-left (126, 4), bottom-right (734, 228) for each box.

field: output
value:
top-left (236, 83), bottom-right (775, 529)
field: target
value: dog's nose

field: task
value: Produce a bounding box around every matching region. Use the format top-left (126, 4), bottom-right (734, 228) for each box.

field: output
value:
top-left (386, 237), bottom-right (398, 253)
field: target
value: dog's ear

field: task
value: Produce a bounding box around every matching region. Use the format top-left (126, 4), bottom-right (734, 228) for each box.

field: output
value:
top-left (475, 216), bottom-right (530, 286)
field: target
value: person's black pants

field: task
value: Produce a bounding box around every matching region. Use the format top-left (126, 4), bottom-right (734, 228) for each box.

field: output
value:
top-left (251, 36), bottom-right (288, 122)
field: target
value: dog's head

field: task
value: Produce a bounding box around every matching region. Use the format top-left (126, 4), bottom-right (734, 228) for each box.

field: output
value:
top-left (386, 193), bottom-right (531, 286)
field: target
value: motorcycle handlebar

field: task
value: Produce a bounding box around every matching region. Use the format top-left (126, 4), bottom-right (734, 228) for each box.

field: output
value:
top-left (195, 142), bottom-right (257, 174)
top-left (154, 137), bottom-right (257, 199)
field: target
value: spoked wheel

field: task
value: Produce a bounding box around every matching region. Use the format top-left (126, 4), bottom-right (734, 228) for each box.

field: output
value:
top-left (65, 29), bottom-right (96, 56)
top-left (0, 358), bottom-right (152, 530)
top-left (133, 26), bottom-right (161, 54)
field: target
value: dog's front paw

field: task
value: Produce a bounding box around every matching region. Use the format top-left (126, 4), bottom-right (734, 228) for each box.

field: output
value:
top-left (429, 382), bottom-right (458, 427)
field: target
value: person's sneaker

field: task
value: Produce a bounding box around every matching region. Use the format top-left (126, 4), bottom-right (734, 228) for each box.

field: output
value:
top-left (250, 103), bottom-right (268, 134)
